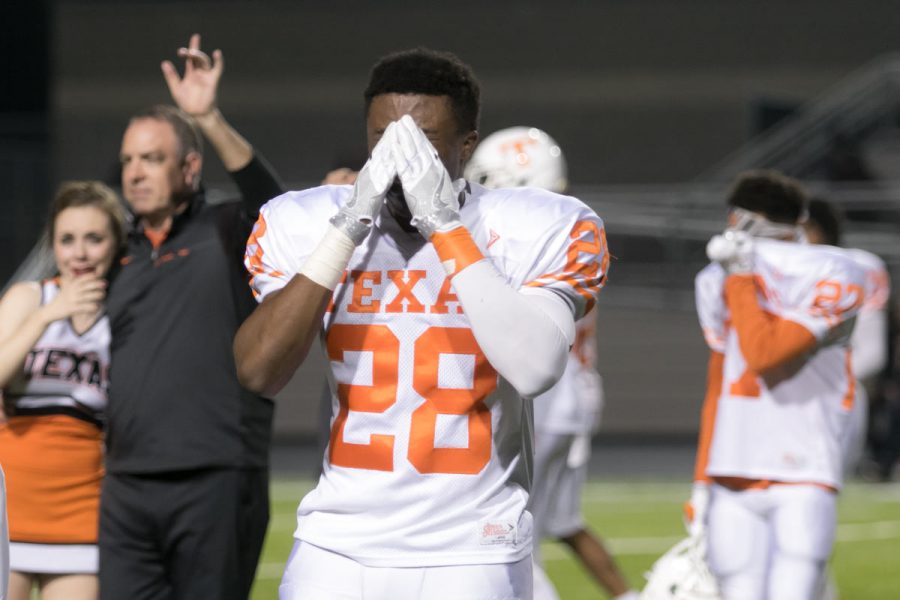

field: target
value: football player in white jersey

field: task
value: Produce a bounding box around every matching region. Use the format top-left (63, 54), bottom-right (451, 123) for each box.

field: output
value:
top-left (689, 171), bottom-right (865, 600)
top-left (234, 49), bottom-right (608, 600)
top-left (466, 126), bottom-right (638, 600)
top-left (0, 181), bottom-right (126, 600)
top-left (803, 197), bottom-right (891, 475)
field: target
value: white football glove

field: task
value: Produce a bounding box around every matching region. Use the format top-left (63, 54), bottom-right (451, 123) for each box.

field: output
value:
top-left (706, 229), bottom-right (754, 274)
top-left (329, 121), bottom-right (398, 245)
top-left (391, 114), bottom-right (461, 238)
top-left (683, 482), bottom-right (710, 538)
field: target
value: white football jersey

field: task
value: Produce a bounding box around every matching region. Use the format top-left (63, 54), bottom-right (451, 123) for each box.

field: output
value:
top-left (4, 280), bottom-right (110, 417)
top-left (533, 310), bottom-right (603, 435)
top-left (247, 182), bottom-right (607, 567)
top-left (846, 247), bottom-right (891, 380)
top-left (847, 248), bottom-right (890, 314)
top-left (695, 239), bottom-right (866, 488)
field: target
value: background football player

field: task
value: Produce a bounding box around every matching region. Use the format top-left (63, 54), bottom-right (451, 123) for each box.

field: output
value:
top-left (466, 126), bottom-right (638, 600)
top-left (803, 196), bottom-right (891, 475)
top-left (690, 171), bottom-right (865, 599)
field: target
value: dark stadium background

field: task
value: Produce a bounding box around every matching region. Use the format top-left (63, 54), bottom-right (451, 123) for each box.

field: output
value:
top-left (3, 0), bottom-right (899, 454)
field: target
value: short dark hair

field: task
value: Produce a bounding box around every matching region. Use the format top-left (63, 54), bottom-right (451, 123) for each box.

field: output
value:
top-left (726, 170), bottom-right (807, 225)
top-left (364, 48), bottom-right (480, 133)
top-left (129, 104), bottom-right (203, 160)
top-left (806, 196), bottom-right (843, 246)
top-left (48, 180), bottom-right (128, 251)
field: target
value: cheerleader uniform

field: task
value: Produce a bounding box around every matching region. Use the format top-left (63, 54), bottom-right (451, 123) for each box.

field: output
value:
top-left (0, 279), bottom-right (108, 573)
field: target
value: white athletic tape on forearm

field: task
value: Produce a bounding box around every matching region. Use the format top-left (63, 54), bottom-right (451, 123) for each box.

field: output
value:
top-left (300, 225), bottom-right (356, 290)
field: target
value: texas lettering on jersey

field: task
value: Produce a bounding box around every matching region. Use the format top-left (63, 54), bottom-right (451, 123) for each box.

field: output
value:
top-left (23, 348), bottom-right (107, 391)
top-left (5, 280), bottom-right (111, 416)
top-left (246, 182), bottom-right (607, 567)
top-left (326, 269), bottom-right (464, 316)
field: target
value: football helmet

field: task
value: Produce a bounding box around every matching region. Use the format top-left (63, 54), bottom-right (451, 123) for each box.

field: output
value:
top-left (464, 126), bottom-right (568, 193)
top-left (640, 536), bottom-right (721, 600)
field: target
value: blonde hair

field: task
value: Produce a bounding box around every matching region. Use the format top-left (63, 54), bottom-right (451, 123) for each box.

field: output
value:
top-left (48, 180), bottom-right (128, 251)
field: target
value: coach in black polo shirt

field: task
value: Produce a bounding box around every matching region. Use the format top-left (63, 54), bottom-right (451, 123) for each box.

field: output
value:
top-left (99, 35), bottom-right (283, 600)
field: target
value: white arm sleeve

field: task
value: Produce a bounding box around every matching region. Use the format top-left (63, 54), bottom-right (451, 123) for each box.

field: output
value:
top-left (851, 308), bottom-right (888, 381)
top-left (452, 259), bottom-right (576, 399)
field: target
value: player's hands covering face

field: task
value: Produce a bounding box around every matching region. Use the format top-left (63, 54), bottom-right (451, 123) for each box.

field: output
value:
top-left (706, 229), bottom-right (754, 274)
top-left (392, 115), bottom-right (460, 238)
top-left (330, 122), bottom-right (398, 245)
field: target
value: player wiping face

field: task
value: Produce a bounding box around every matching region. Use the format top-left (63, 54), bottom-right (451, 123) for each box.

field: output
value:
top-left (727, 207), bottom-right (803, 241)
top-left (709, 206), bottom-right (808, 272)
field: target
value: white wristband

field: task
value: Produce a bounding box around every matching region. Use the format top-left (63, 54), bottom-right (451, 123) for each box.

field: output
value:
top-left (300, 225), bottom-right (356, 290)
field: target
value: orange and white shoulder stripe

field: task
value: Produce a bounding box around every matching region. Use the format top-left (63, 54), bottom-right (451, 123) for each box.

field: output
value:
top-left (525, 218), bottom-right (609, 315)
top-left (246, 211), bottom-right (285, 297)
top-left (244, 187), bottom-right (347, 301)
top-left (846, 248), bottom-right (890, 312)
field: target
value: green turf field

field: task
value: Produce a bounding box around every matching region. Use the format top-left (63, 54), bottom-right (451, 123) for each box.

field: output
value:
top-left (251, 479), bottom-right (900, 599)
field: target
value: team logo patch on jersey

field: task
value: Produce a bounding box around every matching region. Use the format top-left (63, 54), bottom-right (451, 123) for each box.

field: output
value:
top-left (487, 229), bottom-right (500, 249)
top-left (479, 520), bottom-right (516, 545)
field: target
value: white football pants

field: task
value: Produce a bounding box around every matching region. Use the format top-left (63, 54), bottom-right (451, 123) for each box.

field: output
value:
top-left (707, 483), bottom-right (836, 600)
top-left (279, 540), bottom-right (533, 600)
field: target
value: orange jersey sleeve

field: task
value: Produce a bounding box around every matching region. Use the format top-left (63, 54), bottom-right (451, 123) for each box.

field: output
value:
top-left (724, 274), bottom-right (817, 374)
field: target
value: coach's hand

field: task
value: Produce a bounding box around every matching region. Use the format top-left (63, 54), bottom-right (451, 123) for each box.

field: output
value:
top-left (329, 121), bottom-right (397, 245)
top-left (392, 115), bottom-right (461, 238)
top-left (161, 33), bottom-right (222, 120)
top-left (706, 229), bottom-right (754, 274)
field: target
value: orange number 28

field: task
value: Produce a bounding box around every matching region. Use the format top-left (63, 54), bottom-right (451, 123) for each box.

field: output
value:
top-left (326, 324), bottom-right (496, 475)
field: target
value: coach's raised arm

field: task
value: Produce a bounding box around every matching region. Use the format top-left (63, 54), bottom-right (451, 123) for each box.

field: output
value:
top-left (99, 33), bottom-right (283, 600)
